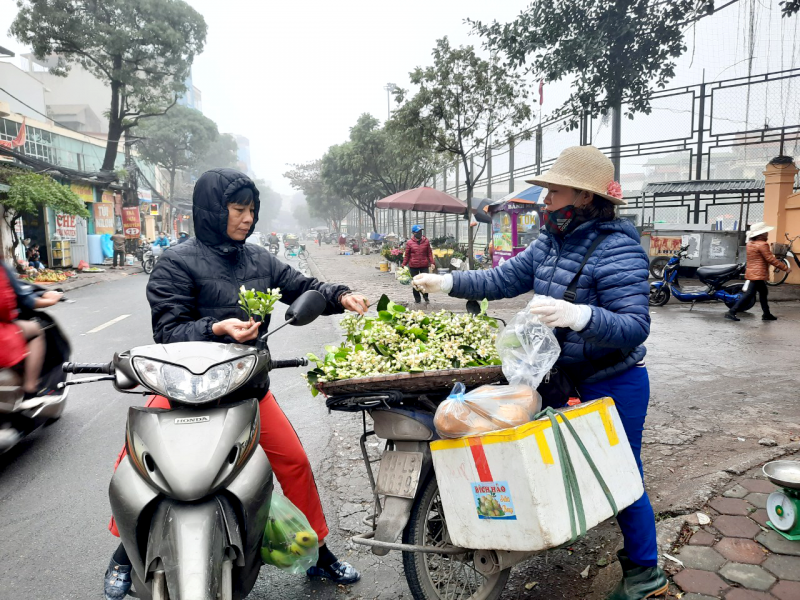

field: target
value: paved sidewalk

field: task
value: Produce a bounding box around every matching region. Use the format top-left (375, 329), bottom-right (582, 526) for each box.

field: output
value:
top-left (669, 456), bottom-right (800, 600)
top-left (305, 242), bottom-right (530, 320)
top-left (29, 264), bottom-right (145, 294)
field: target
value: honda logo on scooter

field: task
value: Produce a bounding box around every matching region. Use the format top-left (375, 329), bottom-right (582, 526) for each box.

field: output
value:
top-left (174, 416), bottom-right (210, 425)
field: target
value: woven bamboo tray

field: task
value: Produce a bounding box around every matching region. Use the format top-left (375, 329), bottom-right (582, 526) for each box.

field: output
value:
top-left (315, 365), bottom-right (507, 396)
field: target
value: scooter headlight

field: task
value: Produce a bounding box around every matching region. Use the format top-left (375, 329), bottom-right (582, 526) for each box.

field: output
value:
top-left (133, 356), bottom-right (255, 403)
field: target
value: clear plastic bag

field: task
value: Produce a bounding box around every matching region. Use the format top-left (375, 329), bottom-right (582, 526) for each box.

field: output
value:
top-left (495, 297), bottom-right (561, 390)
top-left (433, 382), bottom-right (541, 439)
top-left (261, 493), bottom-right (319, 574)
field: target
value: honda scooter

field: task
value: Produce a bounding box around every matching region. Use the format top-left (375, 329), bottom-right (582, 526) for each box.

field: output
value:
top-left (0, 283), bottom-right (71, 453)
top-left (60, 290), bottom-right (327, 600)
top-left (649, 244), bottom-right (755, 311)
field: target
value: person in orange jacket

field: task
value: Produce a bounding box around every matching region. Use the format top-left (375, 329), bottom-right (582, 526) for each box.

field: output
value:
top-left (726, 222), bottom-right (791, 321)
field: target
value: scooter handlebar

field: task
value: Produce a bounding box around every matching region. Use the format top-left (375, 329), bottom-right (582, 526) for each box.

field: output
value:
top-left (270, 357), bottom-right (309, 369)
top-left (62, 362), bottom-right (114, 374)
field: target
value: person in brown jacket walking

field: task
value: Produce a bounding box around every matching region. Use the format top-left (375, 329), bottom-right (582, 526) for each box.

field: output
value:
top-left (726, 222), bottom-right (791, 321)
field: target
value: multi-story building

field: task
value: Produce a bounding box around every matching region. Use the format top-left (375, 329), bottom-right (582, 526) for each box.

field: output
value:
top-left (1, 60), bottom-right (164, 265)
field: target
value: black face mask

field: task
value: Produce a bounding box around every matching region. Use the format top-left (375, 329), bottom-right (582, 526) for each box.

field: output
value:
top-left (542, 205), bottom-right (582, 236)
top-left (414, 232), bottom-right (422, 240)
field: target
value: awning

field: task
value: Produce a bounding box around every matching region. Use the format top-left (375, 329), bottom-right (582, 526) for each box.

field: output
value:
top-left (643, 180), bottom-right (765, 196)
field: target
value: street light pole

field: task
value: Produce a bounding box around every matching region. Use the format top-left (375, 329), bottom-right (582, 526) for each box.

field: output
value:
top-left (384, 83), bottom-right (397, 121)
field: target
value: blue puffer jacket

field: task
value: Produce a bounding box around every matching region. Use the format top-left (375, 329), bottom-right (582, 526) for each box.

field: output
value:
top-left (450, 219), bottom-right (650, 383)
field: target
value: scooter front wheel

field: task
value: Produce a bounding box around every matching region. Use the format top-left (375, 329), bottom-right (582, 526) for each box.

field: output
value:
top-left (143, 259), bottom-right (154, 274)
top-left (402, 475), bottom-right (510, 600)
top-left (649, 286), bottom-right (670, 307)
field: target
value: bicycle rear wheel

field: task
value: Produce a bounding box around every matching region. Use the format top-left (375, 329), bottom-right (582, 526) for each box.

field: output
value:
top-left (766, 258), bottom-right (791, 286)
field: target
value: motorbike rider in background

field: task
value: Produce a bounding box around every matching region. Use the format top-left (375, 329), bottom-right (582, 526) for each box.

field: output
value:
top-left (102, 169), bottom-right (368, 600)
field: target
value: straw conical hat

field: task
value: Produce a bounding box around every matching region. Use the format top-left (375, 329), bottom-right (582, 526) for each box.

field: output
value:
top-left (525, 145), bottom-right (626, 205)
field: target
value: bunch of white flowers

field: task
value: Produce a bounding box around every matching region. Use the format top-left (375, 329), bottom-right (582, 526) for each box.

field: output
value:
top-left (303, 295), bottom-right (500, 394)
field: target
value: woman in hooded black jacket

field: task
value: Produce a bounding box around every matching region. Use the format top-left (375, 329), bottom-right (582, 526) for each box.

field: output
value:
top-left (103, 169), bottom-right (368, 600)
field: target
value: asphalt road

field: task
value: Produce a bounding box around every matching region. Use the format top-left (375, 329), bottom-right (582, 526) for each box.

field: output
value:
top-left (0, 270), bottom-right (382, 600)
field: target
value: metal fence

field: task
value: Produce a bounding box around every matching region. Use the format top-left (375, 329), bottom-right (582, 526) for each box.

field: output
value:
top-left (429, 66), bottom-right (800, 230)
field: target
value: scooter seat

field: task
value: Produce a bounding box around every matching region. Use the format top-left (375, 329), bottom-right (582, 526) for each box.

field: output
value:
top-left (696, 264), bottom-right (739, 279)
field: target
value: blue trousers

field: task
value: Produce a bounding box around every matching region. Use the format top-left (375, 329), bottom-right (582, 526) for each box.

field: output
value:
top-left (576, 363), bottom-right (658, 567)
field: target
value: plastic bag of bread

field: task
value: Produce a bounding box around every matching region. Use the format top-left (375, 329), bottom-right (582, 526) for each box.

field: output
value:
top-left (434, 383), bottom-right (541, 439)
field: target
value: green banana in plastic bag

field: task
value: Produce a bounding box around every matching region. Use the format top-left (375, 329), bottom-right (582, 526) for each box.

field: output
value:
top-left (261, 494), bottom-right (319, 574)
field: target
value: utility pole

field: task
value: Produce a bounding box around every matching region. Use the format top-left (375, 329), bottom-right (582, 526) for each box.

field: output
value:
top-left (384, 83), bottom-right (397, 121)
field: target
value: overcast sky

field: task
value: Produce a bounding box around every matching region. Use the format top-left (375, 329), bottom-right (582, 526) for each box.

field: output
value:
top-left (2, 0), bottom-right (799, 194)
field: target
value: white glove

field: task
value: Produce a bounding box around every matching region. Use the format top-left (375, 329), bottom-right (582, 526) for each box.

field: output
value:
top-left (529, 296), bottom-right (592, 331)
top-left (413, 273), bottom-right (453, 294)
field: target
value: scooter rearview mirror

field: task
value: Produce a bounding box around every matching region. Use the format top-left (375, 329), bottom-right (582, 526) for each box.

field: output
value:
top-left (286, 290), bottom-right (327, 326)
top-left (465, 300), bottom-right (481, 315)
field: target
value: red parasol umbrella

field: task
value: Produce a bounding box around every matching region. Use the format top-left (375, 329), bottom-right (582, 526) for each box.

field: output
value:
top-left (376, 187), bottom-right (467, 214)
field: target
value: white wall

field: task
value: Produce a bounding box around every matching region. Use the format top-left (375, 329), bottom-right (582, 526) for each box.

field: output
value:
top-left (0, 62), bottom-right (49, 123)
top-left (26, 62), bottom-right (110, 133)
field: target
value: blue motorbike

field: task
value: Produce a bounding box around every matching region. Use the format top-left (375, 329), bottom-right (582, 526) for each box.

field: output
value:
top-left (649, 244), bottom-right (755, 311)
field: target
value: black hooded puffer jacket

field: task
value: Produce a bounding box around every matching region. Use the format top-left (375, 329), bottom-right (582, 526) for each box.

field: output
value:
top-left (146, 168), bottom-right (349, 346)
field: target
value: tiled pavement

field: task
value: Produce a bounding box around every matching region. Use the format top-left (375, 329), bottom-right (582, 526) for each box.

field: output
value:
top-left (672, 471), bottom-right (800, 600)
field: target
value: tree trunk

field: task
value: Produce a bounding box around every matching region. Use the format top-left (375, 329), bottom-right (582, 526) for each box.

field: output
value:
top-left (169, 169), bottom-right (176, 203)
top-left (369, 210), bottom-right (377, 233)
top-left (102, 78), bottom-right (123, 172)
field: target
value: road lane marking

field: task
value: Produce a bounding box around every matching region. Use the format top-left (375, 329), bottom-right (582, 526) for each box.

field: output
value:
top-left (86, 314), bottom-right (131, 334)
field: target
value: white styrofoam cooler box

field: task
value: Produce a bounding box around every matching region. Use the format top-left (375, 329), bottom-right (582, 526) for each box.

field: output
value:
top-left (430, 397), bottom-right (644, 552)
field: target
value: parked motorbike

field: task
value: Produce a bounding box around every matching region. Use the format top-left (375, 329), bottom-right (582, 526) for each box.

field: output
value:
top-left (268, 243), bottom-right (279, 256)
top-left (649, 244), bottom-right (755, 311)
top-left (59, 290), bottom-right (327, 600)
top-left (0, 284), bottom-right (71, 454)
top-left (142, 248), bottom-right (157, 274)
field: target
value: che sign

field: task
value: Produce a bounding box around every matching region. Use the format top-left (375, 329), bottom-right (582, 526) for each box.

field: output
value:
top-left (55, 213), bottom-right (78, 240)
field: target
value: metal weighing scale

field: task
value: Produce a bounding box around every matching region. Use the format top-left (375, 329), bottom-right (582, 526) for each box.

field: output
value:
top-left (763, 460), bottom-right (800, 541)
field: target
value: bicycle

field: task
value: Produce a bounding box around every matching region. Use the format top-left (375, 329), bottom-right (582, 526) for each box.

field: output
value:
top-left (766, 233), bottom-right (799, 286)
top-left (297, 244), bottom-right (309, 260)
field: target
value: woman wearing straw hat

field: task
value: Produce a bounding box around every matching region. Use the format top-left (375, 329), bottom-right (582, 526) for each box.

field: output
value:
top-left (725, 222), bottom-right (791, 321)
top-left (414, 145), bottom-right (665, 600)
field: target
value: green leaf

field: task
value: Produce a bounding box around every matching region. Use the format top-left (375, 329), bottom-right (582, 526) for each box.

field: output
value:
top-left (409, 327), bottom-right (428, 341)
top-left (306, 353), bottom-right (320, 362)
top-left (388, 300), bottom-right (406, 313)
top-left (375, 344), bottom-right (391, 356)
top-left (459, 345), bottom-right (477, 354)
top-left (480, 298), bottom-right (489, 315)
top-left (378, 311), bottom-right (394, 322)
top-left (376, 294), bottom-right (391, 312)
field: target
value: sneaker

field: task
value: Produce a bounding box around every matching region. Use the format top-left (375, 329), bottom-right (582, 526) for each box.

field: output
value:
top-left (762, 314), bottom-right (778, 321)
top-left (724, 312), bottom-right (740, 321)
top-left (104, 558), bottom-right (132, 599)
top-left (424, 297), bottom-right (430, 304)
top-left (307, 561), bottom-right (361, 585)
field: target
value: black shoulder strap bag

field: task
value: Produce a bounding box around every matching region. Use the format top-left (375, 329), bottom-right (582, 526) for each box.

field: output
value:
top-left (536, 233), bottom-right (632, 409)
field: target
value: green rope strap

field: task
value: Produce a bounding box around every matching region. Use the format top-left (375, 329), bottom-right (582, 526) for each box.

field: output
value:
top-left (534, 406), bottom-right (619, 545)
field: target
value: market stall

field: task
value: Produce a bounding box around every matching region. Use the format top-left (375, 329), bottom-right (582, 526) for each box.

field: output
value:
top-left (485, 186), bottom-right (544, 268)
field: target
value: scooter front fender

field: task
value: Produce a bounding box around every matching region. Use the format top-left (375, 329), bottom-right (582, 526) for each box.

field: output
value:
top-left (145, 497), bottom-right (235, 600)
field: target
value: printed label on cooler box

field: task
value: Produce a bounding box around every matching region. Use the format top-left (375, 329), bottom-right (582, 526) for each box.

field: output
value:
top-left (471, 481), bottom-right (517, 520)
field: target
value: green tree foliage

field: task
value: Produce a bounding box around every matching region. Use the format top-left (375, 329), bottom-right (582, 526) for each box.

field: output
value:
top-left (781, 1), bottom-right (800, 17)
top-left (135, 105), bottom-right (219, 202)
top-left (11, 0), bottom-right (207, 172)
top-left (195, 133), bottom-right (240, 175)
top-left (393, 37), bottom-right (532, 265)
top-left (0, 167), bottom-right (89, 260)
top-left (321, 114), bottom-right (442, 233)
top-left (284, 161), bottom-right (348, 233)
top-left (252, 178), bottom-right (283, 231)
top-left (470, 0), bottom-right (716, 130)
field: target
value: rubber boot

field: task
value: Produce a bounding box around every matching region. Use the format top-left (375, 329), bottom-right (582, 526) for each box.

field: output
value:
top-left (606, 550), bottom-right (668, 600)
